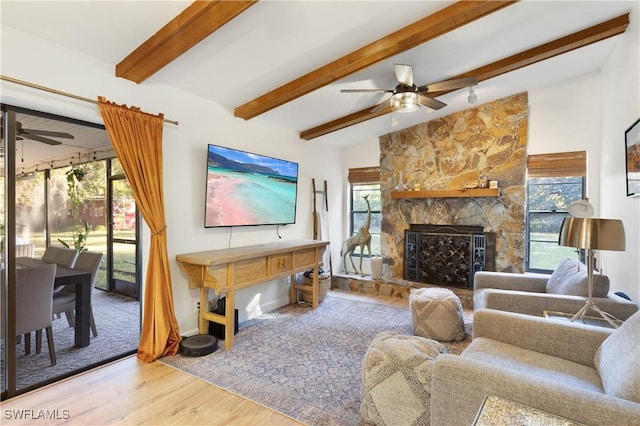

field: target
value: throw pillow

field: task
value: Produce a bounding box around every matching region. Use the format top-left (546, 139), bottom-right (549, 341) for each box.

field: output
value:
top-left (545, 257), bottom-right (610, 298)
top-left (595, 311), bottom-right (640, 403)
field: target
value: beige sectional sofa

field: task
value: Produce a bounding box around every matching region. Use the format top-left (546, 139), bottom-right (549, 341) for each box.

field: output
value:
top-left (431, 309), bottom-right (640, 425)
top-left (473, 258), bottom-right (639, 321)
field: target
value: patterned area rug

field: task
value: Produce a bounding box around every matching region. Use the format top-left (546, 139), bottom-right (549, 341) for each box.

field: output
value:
top-left (161, 293), bottom-right (472, 425)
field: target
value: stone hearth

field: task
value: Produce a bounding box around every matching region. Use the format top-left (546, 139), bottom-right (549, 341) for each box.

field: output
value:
top-left (331, 273), bottom-right (473, 310)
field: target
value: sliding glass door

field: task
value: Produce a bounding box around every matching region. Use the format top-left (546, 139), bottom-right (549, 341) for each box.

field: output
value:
top-left (107, 159), bottom-right (141, 300)
top-left (1, 105), bottom-right (141, 399)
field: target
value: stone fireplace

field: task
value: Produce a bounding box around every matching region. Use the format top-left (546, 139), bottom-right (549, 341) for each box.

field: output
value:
top-left (404, 224), bottom-right (495, 288)
top-left (332, 93), bottom-right (528, 306)
top-left (381, 92), bottom-right (528, 280)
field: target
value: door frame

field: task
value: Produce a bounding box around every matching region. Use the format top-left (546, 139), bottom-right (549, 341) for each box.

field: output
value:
top-left (106, 159), bottom-right (142, 300)
top-left (1, 105), bottom-right (141, 400)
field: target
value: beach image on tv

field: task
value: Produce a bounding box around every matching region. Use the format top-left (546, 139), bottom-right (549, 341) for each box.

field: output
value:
top-left (205, 144), bottom-right (299, 227)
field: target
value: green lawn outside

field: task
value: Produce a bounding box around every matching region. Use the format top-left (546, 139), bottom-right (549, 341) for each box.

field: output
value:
top-left (529, 232), bottom-right (580, 271)
top-left (26, 229), bottom-right (136, 291)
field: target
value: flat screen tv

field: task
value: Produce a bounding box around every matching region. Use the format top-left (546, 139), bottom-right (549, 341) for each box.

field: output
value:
top-left (205, 144), bottom-right (299, 227)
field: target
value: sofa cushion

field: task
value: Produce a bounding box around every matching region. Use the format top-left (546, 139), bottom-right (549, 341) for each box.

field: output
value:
top-left (461, 337), bottom-right (604, 394)
top-left (595, 311), bottom-right (640, 403)
top-left (545, 257), bottom-right (610, 298)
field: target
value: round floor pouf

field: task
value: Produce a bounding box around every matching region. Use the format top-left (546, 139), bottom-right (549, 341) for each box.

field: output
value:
top-left (360, 332), bottom-right (447, 426)
top-left (409, 287), bottom-right (466, 342)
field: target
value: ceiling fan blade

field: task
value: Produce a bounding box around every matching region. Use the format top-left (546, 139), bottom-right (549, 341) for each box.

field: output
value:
top-left (20, 133), bottom-right (63, 145)
top-left (394, 64), bottom-right (413, 86)
top-left (340, 89), bottom-right (392, 93)
top-left (418, 77), bottom-right (478, 93)
top-left (419, 95), bottom-right (447, 110)
top-left (21, 128), bottom-right (75, 139)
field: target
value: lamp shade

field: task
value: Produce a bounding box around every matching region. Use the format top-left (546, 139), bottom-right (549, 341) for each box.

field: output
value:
top-left (558, 217), bottom-right (625, 251)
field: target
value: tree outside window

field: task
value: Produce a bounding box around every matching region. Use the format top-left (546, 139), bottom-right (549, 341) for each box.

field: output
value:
top-left (349, 183), bottom-right (381, 257)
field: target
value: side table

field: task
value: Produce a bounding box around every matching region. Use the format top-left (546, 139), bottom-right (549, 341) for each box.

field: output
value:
top-left (543, 310), bottom-right (622, 329)
top-left (473, 395), bottom-right (585, 426)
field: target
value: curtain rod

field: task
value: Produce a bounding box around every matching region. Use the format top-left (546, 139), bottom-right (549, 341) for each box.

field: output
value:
top-left (1, 75), bottom-right (179, 125)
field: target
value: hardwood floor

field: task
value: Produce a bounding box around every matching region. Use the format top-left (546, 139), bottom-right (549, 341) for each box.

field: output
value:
top-left (1, 290), bottom-right (405, 425)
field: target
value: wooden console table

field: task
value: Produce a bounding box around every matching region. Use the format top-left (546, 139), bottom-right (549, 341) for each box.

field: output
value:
top-left (176, 239), bottom-right (329, 350)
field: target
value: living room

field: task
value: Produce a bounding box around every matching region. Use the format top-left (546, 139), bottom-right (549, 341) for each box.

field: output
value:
top-left (1, 0), bottom-right (639, 421)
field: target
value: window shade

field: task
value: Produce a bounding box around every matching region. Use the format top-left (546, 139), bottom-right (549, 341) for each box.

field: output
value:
top-left (348, 166), bottom-right (380, 184)
top-left (527, 151), bottom-right (586, 178)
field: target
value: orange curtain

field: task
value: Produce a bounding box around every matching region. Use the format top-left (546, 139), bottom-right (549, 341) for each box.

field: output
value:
top-left (97, 97), bottom-right (181, 362)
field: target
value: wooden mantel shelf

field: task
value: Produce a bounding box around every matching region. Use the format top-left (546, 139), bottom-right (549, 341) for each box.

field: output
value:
top-left (391, 188), bottom-right (500, 199)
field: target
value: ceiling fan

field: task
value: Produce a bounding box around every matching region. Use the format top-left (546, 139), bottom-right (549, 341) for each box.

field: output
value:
top-left (341, 64), bottom-right (477, 113)
top-left (1, 120), bottom-right (74, 145)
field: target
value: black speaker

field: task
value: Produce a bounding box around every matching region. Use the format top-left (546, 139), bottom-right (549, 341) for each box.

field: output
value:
top-left (209, 297), bottom-right (239, 339)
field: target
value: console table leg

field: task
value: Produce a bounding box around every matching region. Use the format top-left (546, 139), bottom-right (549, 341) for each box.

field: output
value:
top-left (224, 290), bottom-right (235, 350)
top-left (312, 266), bottom-right (318, 308)
top-left (289, 273), bottom-right (296, 304)
top-left (198, 287), bottom-right (208, 334)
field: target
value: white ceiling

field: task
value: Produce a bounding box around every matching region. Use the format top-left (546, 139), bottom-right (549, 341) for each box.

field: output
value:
top-left (1, 0), bottom-right (636, 154)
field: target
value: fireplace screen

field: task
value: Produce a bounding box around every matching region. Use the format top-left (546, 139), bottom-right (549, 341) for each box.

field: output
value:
top-left (404, 225), bottom-right (493, 288)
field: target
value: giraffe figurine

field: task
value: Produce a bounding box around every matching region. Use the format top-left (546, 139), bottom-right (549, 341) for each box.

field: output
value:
top-left (340, 194), bottom-right (372, 276)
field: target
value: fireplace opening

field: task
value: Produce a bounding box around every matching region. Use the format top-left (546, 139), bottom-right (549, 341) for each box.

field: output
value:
top-left (404, 224), bottom-right (495, 288)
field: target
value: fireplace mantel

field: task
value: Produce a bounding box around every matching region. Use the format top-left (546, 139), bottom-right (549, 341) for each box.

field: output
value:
top-left (390, 188), bottom-right (500, 199)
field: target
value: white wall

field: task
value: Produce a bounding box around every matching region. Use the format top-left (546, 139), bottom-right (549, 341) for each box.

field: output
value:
top-left (599, 0), bottom-right (640, 302)
top-left (528, 72), bottom-right (603, 211)
top-left (1, 26), bottom-right (344, 335)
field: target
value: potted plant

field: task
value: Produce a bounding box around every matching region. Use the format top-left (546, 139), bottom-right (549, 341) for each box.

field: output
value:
top-left (66, 167), bottom-right (87, 183)
top-left (59, 167), bottom-right (90, 252)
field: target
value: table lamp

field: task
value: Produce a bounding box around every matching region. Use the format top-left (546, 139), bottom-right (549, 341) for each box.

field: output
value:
top-left (558, 217), bottom-right (626, 327)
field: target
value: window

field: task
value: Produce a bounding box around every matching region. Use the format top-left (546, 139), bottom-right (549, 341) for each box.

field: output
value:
top-left (347, 167), bottom-right (381, 257)
top-left (526, 151), bottom-right (586, 272)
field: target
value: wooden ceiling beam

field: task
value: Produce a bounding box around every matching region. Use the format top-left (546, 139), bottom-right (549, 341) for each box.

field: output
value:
top-left (116, 1), bottom-right (258, 84)
top-left (234, 0), bottom-right (517, 120)
top-left (300, 13), bottom-right (630, 141)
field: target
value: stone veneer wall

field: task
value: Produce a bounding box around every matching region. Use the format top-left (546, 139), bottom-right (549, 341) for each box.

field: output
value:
top-left (380, 92), bottom-right (529, 278)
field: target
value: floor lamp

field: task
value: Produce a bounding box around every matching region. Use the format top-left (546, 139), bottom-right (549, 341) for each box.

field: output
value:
top-left (558, 217), bottom-right (626, 328)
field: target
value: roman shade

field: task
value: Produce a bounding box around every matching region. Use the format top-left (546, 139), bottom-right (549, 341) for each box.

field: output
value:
top-left (527, 151), bottom-right (587, 178)
top-left (348, 166), bottom-right (380, 184)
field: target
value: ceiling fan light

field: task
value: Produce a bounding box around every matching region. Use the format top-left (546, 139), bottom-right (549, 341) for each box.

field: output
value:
top-left (391, 92), bottom-right (420, 112)
top-left (468, 87), bottom-right (477, 104)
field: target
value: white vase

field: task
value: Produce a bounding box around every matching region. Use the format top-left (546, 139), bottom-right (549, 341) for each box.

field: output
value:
top-left (370, 256), bottom-right (383, 279)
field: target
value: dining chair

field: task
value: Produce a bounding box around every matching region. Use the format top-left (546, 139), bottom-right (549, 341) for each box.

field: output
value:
top-left (42, 246), bottom-right (78, 297)
top-left (41, 246), bottom-right (78, 268)
top-left (52, 251), bottom-right (103, 337)
top-left (15, 243), bottom-right (35, 258)
top-left (1, 263), bottom-right (58, 366)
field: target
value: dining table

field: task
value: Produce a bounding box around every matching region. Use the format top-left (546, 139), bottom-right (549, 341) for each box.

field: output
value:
top-left (16, 257), bottom-right (93, 348)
